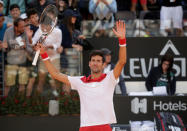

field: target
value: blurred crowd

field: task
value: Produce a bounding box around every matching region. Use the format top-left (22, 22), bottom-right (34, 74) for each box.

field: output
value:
top-left (0, 0), bottom-right (186, 97)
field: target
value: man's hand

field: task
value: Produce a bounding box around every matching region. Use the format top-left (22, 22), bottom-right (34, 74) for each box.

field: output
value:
top-left (34, 43), bottom-right (46, 54)
top-left (112, 21), bottom-right (126, 39)
top-left (57, 46), bottom-right (63, 53)
top-left (72, 44), bottom-right (83, 51)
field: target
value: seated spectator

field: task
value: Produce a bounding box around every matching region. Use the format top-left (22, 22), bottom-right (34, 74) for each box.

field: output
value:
top-left (160, 0), bottom-right (183, 36)
top-left (145, 54), bottom-right (176, 96)
top-left (89, 0), bottom-right (117, 37)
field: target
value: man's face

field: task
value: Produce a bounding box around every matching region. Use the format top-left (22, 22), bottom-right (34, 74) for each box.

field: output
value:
top-left (15, 20), bottom-right (25, 34)
top-left (89, 55), bottom-right (104, 74)
top-left (10, 8), bottom-right (20, 19)
top-left (162, 61), bottom-right (170, 73)
top-left (30, 14), bottom-right (39, 25)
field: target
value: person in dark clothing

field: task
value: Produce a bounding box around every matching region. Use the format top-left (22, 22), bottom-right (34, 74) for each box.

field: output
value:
top-left (66, 0), bottom-right (82, 30)
top-left (27, 0), bottom-right (55, 16)
top-left (59, 9), bottom-right (84, 51)
top-left (26, 8), bottom-right (39, 36)
top-left (101, 48), bottom-right (127, 96)
top-left (56, 0), bottom-right (68, 25)
top-left (145, 54), bottom-right (176, 96)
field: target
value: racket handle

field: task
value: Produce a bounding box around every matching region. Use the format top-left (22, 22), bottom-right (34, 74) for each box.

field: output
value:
top-left (32, 50), bottom-right (40, 66)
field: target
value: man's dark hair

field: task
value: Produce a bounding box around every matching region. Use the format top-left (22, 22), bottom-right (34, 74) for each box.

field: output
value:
top-left (14, 18), bottom-right (24, 27)
top-left (26, 8), bottom-right (38, 18)
top-left (10, 4), bottom-right (20, 11)
top-left (161, 54), bottom-right (174, 72)
top-left (89, 50), bottom-right (105, 63)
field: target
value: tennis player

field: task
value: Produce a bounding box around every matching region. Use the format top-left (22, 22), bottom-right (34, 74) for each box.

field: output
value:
top-left (35, 20), bottom-right (127, 131)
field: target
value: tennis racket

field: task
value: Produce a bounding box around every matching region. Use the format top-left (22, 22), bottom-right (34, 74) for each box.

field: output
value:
top-left (32, 4), bottom-right (58, 66)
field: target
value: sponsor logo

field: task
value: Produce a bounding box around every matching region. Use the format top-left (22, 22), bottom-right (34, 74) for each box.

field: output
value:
top-left (153, 101), bottom-right (187, 111)
top-left (131, 97), bottom-right (187, 114)
top-left (122, 40), bottom-right (186, 80)
top-left (131, 97), bottom-right (147, 114)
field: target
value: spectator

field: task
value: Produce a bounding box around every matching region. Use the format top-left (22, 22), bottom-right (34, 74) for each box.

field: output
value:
top-left (0, 1), bottom-right (3, 14)
top-left (101, 48), bottom-right (127, 96)
top-left (59, 9), bottom-right (86, 94)
top-left (20, 13), bottom-right (29, 25)
top-left (31, 25), bottom-right (62, 96)
top-left (0, 1), bottom-right (11, 27)
top-left (160, 0), bottom-right (183, 36)
top-left (2, 18), bottom-right (31, 96)
top-left (56, 0), bottom-right (68, 25)
top-left (66, 0), bottom-right (82, 30)
top-left (131, 0), bottom-right (148, 12)
top-left (26, 8), bottom-right (39, 36)
top-left (0, 13), bottom-right (7, 42)
top-left (59, 9), bottom-right (84, 51)
top-left (22, 12), bottom-right (39, 97)
top-left (24, 24), bottom-right (37, 97)
top-left (27, 0), bottom-right (55, 16)
top-left (3, 0), bottom-right (27, 16)
top-left (89, 0), bottom-right (117, 37)
top-left (145, 54), bottom-right (176, 96)
top-left (4, 4), bottom-right (21, 27)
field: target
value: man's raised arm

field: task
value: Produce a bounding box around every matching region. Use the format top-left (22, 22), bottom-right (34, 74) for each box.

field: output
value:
top-left (35, 44), bottom-right (71, 86)
top-left (112, 21), bottom-right (127, 79)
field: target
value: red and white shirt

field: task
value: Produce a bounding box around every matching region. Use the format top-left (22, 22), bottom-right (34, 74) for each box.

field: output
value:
top-left (68, 70), bottom-right (118, 127)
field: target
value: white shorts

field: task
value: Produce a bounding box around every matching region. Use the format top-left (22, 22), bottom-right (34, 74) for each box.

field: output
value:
top-left (160, 6), bottom-right (183, 30)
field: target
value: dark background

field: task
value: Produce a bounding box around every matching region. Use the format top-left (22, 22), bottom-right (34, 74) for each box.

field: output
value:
top-left (83, 37), bottom-right (187, 81)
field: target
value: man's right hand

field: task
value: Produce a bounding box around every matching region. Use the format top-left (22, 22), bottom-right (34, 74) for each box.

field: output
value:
top-left (112, 21), bottom-right (126, 39)
top-left (34, 43), bottom-right (46, 54)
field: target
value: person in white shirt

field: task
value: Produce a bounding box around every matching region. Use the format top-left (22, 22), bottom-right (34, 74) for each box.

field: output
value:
top-left (32, 27), bottom-right (62, 96)
top-left (101, 48), bottom-right (127, 96)
top-left (35, 20), bottom-right (127, 131)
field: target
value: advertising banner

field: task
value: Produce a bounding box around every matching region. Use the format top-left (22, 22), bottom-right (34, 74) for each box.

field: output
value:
top-left (84, 37), bottom-right (187, 81)
top-left (114, 96), bottom-right (187, 125)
